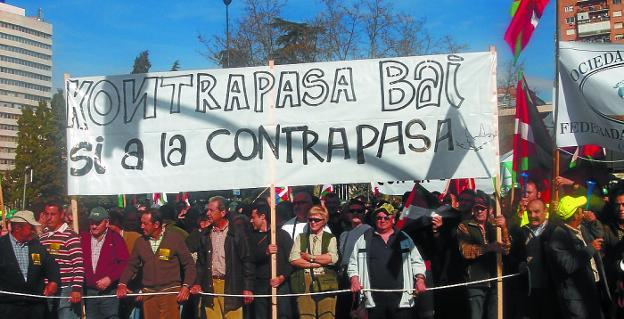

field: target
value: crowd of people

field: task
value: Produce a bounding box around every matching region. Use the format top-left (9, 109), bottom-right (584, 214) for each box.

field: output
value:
top-left (1, 177), bottom-right (624, 319)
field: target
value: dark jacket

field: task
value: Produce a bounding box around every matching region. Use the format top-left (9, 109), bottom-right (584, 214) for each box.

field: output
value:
top-left (547, 223), bottom-right (610, 317)
top-left (120, 229), bottom-right (196, 290)
top-left (249, 228), bottom-right (293, 281)
top-left (80, 230), bottom-right (129, 290)
top-left (196, 224), bottom-right (255, 312)
top-left (514, 221), bottom-right (557, 290)
top-left (457, 219), bottom-right (511, 286)
top-left (0, 234), bottom-right (60, 304)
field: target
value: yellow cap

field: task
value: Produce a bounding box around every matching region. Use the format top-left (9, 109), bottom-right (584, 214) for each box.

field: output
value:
top-left (557, 195), bottom-right (587, 221)
top-left (375, 203), bottom-right (396, 216)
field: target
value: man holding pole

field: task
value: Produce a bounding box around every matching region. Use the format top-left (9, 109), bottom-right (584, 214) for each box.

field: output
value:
top-left (249, 201), bottom-right (293, 319)
top-left (456, 193), bottom-right (510, 319)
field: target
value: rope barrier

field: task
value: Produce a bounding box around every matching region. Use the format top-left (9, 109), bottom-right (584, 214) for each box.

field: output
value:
top-left (557, 147), bottom-right (624, 164)
top-left (0, 273), bottom-right (521, 300)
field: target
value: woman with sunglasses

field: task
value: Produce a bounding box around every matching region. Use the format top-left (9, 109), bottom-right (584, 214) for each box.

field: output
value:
top-left (289, 205), bottom-right (339, 319)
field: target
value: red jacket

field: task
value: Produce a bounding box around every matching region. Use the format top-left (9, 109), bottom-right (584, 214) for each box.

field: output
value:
top-left (80, 230), bottom-right (129, 289)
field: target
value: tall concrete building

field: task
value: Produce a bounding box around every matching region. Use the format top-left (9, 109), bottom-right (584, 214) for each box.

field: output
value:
top-left (0, 3), bottom-right (52, 172)
top-left (559, 0), bottom-right (624, 43)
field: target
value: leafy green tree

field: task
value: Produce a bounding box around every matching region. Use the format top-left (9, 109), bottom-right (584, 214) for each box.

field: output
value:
top-left (131, 50), bottom-right (151, 74)
top-left (271, 18), bottom-right (324, 64)
top-left (8, 101), bottom-right (65, 210)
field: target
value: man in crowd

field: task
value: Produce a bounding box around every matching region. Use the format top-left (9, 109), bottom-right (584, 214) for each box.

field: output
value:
top-left (108, 208), bottom-right (143, 319)
top-left (514, 179), bottom-right (543, 229)
top-left (348, 203), bottom-right (427, 319)
top-left (457, 193), bottom-right (511, 319)
top-left (249, 202), bottom-right (293, 319)
top-left (549, 195), bottom-right (610, 319)
top-left (0, 211), bottom-right (60, 318)
top-left (282, 191), bottom-right (331, 240)
top-left (117, 208), bottom-right (195, 319)
top-left (337, 199), bottom-right (371, 319)
top-left (510, 199), bottom-right (557, 318)
top-left (322, 192), bottom-right (344, 237)
top-left (40, 202), bottom-right (85, 319)
top-left (81, 207), bottom-right (129, 319)
top-left (603, 185), bottom-right (624, 317)
top-left (191, 196), bottom-right (254, 319)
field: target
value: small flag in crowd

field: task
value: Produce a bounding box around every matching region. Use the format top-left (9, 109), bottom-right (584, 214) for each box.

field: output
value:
top-left (397, 183), bottom-right (456, 229)
top-left (320, 184), bottom-right (333, 197)
top-left (504, 0), bottom-right (550, 63)
top-left (442, 178), bottom-right (475, 198)
top-left (175, 192), bottom-right (190, 206)
top-left (569, 145), bottom-right (605, 168)
top-left (152, 193), bottom-right (168, 207)
top-left (275, 186), bottom-right (291, 203)
top-left (117, 194), bottom-right (126, 208)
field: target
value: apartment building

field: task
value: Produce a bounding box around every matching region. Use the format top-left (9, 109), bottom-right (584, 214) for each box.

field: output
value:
top-left (559, 0), bottom-right (624, 43)
top-left (0, 3), bottom-right (52, 172)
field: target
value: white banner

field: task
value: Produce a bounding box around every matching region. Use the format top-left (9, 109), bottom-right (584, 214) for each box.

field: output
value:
top-left (557, 41), bottom-right (624, 151)
top-left (66, 52), bottom-right (498, 195)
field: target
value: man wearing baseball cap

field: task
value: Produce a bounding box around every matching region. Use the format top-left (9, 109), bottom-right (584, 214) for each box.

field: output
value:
top-left (80, 207), bottom-right (129, 319)
top-left (456, 193), bottom-right (510, 319)
top-left (548, 195), bottom-right (610, 318)
top-left (0, 210), bottom-right (60, 318)
top-left (349, 203), bottom-right (427, 318)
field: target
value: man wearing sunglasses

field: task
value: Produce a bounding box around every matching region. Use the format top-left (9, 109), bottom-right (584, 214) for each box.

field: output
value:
top-left (348, 203), bottom-right (427, 319)
top-left (457, 193), bottom-right (510, 319)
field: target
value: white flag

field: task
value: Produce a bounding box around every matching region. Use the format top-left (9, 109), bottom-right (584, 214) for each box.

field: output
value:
top-left (557, 41), bottom-right (624, 151)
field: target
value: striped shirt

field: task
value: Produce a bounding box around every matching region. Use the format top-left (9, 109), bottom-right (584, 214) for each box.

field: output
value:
top-left (9, 233), bottom-right (29, 281)
top-left (40, 223), bottom-right (84, 290)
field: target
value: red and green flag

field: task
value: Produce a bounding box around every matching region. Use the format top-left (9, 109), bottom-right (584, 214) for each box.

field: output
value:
top-left (512, 75), bottom-right (553, 201)
top-left (275, 186), bottom-right (291, 203)
top-left (504, 0), bottom-right (550, 63)
top-left (320, 184), bottom-right (333, 197)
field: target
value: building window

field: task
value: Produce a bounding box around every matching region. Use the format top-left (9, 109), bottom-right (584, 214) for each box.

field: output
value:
top-left (566, 29), bottom-right (576, 35)
top-left (616, 34), bottom-right (624, 40)
top-left (566, 17), bottom-right (575, 24)
top-left (565, 6), bottom-right (574, 12)
top-left (0, 32), bottom-right (51, 50)
top-left (616, 22), bottom-right (624, 29)
top-left (614, 0), bottom-right (622, 5)
top-left (0, 22), bottom-right (51, 39)
top-left (615, 11), bottom-right (623, 17)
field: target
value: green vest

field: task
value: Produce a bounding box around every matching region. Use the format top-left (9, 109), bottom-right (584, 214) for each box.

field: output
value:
top-left (290, 232), bottom-right (337, 293)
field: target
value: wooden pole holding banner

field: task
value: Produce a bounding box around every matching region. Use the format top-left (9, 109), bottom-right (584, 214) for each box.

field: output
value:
top-left (269, 184), bottom-right (278, 319)
top-left (489, 45), bottom-right (504, 319)
top-left (64, 73), bottom-right (80, 233)
top-left (267, 60), bottom-right (278, 319)
top-left (552, 0), bottom-right (561, 206)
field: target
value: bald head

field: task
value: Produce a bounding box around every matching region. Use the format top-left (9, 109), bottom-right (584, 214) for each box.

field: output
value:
top-left (527, 199), bottom-right (547, 228)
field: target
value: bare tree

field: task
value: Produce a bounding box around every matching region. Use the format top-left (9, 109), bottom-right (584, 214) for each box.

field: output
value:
top-left (362, 0), bottom-right (394, 58)
top-left (315, 0), bottom-right (361, 61)
top-left (498, 60), bottom-right (524, 108)
top-left (199, 0), bottom-right (286, 67)
top-left (199, 0), bottom-right (468, 66)
top-left (384, 14), bottom-right (430, 57)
